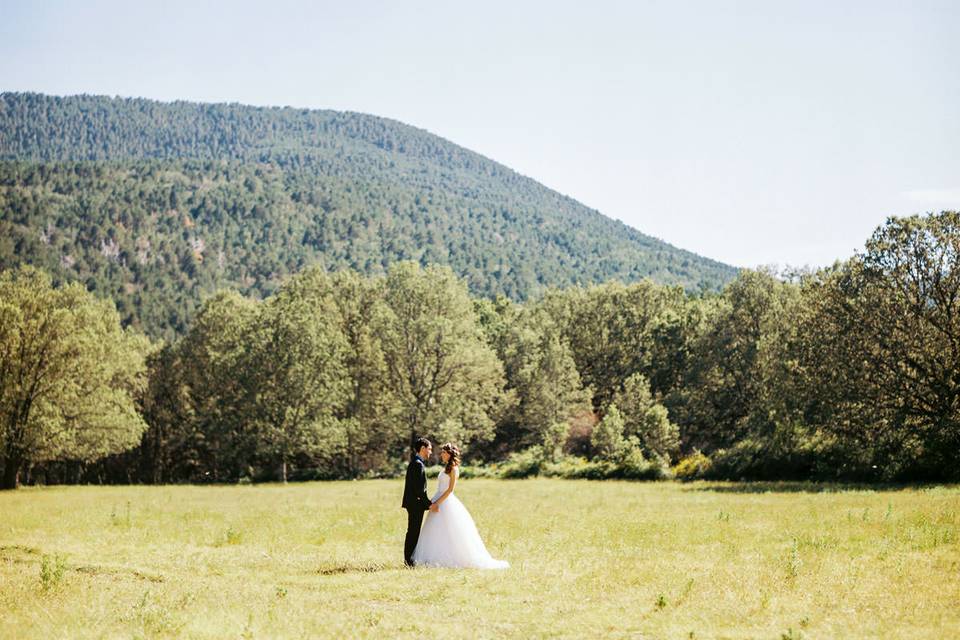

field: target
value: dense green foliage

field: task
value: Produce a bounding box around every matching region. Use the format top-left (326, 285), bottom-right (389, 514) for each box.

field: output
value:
top-left (4, 211), bottom-right (958, 487)
top-left (0, 93), bottom-right (736, 339)
top-left (126, 262), bottom-right (510, 483)
top-left (0, 266), bottom-right (150, 489)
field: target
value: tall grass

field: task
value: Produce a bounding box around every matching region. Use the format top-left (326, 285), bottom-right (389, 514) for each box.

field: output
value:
top-left (1, 480), bottom-right (958, 638)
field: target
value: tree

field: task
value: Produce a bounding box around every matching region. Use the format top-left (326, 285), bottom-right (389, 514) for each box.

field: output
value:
top-left (328, 269), bottom-right (395, 476)
top-left (378, 262), bottom-right (508, 454)
top-left (538, 281), bottom-right (691, 410)
top-left (139, 342), bottom-right (192, 483)
top-left (502, 312), bottom-right (590, 458)
top-left (591, 404), bottom-right (627, 461)
top-left (0, 266), bottom-right (150, 489)
top-left (249, 269), bottom-right (350, 482)
top-left (612, 373), bottom-right (679, 462)
top-left (675, 269), bottom-right (799, 452)
top-left (796, 212), bottom-right (960, 478)
top-left (175, 290), bottom-right (259, 481)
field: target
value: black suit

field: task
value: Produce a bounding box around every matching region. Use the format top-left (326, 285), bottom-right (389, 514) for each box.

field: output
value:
top-left (402, 454), bottom-right (432, 565)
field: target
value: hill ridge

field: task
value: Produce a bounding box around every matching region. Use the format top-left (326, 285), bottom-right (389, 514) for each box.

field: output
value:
top-left (0, 92), bottom-right (737, 338)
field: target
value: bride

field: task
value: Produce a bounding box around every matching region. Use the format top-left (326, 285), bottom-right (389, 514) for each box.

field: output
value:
top-left (411, 443), bottom-right (509, 569)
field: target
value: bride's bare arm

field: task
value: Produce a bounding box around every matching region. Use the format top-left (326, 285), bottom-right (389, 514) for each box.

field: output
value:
top-left (433, 468), bottom-right (458, 506)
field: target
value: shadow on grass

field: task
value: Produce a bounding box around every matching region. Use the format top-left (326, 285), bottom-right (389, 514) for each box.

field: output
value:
top-left (681, 481), bottom-right (944, 494)
top-left (0, 545), bottom-right (165, 582)
top-left (315, 561), bottom-right (389, 575)
top-left (74, 564), bottom-right (165, 582)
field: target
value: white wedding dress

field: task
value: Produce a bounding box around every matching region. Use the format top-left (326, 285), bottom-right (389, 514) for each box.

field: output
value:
top-left (411, 468), bottom-right (509, 569)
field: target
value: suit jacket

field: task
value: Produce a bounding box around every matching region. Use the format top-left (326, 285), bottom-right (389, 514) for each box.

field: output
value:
top-left (402, 455), bottom-right (432, 511)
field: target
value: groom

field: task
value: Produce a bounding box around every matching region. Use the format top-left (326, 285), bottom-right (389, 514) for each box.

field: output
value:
top-left (402, 437), bottom-right (438, 566)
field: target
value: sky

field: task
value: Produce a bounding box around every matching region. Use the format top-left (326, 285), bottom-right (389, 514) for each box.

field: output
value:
top-left (2, 0), bottom-right (958, 269)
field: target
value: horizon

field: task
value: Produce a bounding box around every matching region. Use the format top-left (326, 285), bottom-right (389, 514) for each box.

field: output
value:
top-left (2, 0), bottom-right (958, 269)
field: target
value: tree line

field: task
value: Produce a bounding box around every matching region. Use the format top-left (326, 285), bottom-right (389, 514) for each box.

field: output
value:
top-left (2, 212), bottom-right (958, 489)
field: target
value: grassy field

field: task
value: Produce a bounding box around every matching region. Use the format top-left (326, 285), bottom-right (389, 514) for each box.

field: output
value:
top-left (1, 479), bottom-right (958, 639)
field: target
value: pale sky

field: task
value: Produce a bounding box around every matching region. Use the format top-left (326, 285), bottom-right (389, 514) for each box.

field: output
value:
top-left (2, 0), bottom-right (958, 269)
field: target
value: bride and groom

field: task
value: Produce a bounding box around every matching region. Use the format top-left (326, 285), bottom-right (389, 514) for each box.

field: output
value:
top-left (401, 437), bottom-right (509, 569)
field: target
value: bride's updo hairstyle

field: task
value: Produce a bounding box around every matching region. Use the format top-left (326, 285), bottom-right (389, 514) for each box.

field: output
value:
top-left (441, 443), bottom-right (461, 475)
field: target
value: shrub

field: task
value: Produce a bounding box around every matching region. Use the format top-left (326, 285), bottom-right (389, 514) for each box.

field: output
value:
top-left (564, 460), bottom-right (615, 479)
top-left (541, 456), bottom-right (609, 479)
top-left (592, 405), bottom-right (626, 461)
top-left (39, 554), bottom-right (67, 591)
top-left (673, 450), bottom-right (713, 480)
top-left (708, 424), bottom-right (856, 481)
top-left (541, 456), bottom-right (591, 478)
top-left (498, 447), bottom-right (544, 478)
top-left (615, 447), bottom-right (669, 480)
top-left (542, 422), bottom-right (571, 462)
top-left (459, 465), bottom-right (500, 479)
top-left (539, 451), bottom-right (669, 480)
top-left (614, 373), bottom-right (680, 462)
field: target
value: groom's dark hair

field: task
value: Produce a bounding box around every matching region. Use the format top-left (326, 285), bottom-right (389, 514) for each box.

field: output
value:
top-left (413, 437), bottom-right (430, 453)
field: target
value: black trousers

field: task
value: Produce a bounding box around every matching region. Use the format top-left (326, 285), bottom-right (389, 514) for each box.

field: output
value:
top-left (404, 507), bottom-right (425, 565)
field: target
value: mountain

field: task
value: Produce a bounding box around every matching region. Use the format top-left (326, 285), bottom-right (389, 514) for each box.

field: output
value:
top-left (0, 92), bottom-right (737, 338)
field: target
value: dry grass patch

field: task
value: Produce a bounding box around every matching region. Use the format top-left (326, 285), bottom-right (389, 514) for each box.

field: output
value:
top-left (1, 480), bottom-right (958, 638)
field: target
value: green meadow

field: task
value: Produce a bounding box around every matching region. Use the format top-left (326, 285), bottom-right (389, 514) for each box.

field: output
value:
top-left (1, 479), bottom-right (958, 639)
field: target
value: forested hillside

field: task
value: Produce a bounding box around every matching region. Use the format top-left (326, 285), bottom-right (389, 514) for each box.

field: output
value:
top-left (0, 93), bottom-right (736, 338)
